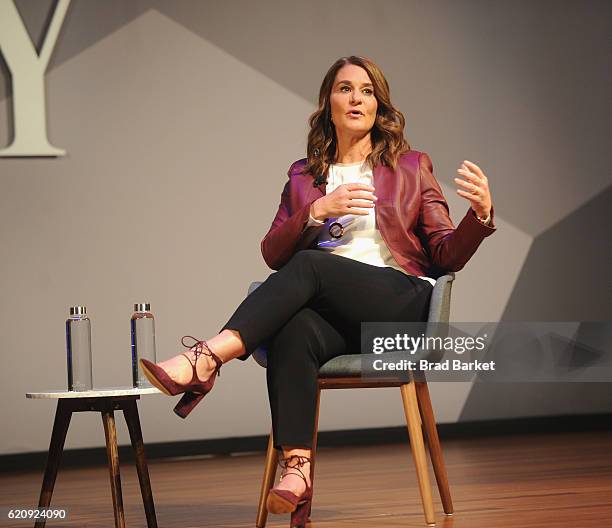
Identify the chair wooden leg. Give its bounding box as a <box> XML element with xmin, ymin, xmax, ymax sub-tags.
<box><xmin>102</xmin><ymin>409</ymin><xmax>126</xmax><ymax>528</ymax></box>
<box><xmin>122</xmin><ymin>399</ymin><xmax>158</xmax><ymax>527</ymax></box>
<box><xmin>306</xmin><ymin>387</ymin><xmax>321</xmax><ymax>521</ymax></box>
<box><xmin>256</xmin><ymin>430</ymin><xmax>278</xmax><ymax>528</ymax></box>
<box><xmin>35</xmin><ymin>400</ymin><xmax>73</xmax><ymax>528</ymax></box>
<box><xmin>401</xmin><ymin>382</ymin><xmax>436</xmax><ymax>526</ymax></box>
<box><xmin>415</xmin><ymin>381</ymin><xmax>453</xmax><ymax>515</ymax></box>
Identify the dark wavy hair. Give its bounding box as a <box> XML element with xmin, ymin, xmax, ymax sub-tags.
<box><xmin>304</xmin><ymin>56</ymin><xmax>411</xmax><ymax>186</ymax></box>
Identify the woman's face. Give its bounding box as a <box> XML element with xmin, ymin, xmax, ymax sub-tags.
<box><xmin>329</xmin><ymin>64</ymin><xmax>378</xmax><ymax>139</ymax></box>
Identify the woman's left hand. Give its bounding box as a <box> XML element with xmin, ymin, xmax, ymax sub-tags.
<box><xmin>454</xmin><ymin>160</ymin><xmax>492</xmax><ymax>220</ymax></box>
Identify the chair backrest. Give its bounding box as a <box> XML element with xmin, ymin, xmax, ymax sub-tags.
<box><xmin>427</xmin><ymin>273</ymin><xmax>455</xmax><ymax>324</ymax></box>
<box><xmin>248</xmin><ymin>273</ymin><xmax>455</xmax><ymax>368</ymax></box>
<box><xmin>247</xmin><ymin>281</ymin><xmax>263</xmax><ymax>295</ymax></box>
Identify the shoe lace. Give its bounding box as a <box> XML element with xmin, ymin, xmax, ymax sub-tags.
<box><xmin>279</xmin><ymin>455</ymin><xmax>311</xmax><ymax>488</ymax></box>
<box><xmin>180</xmin><ymin>335</ymin><xmax>221</xmax><ymax>377</ymax></box>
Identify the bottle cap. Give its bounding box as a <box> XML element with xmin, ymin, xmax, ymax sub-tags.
<box><xmin>134</xmin><ymin>303</ymin><xmax>151</xmax><ymax>312</ymax></box>
<box><xmin>69</xmin><ymin>306</ymin><xmax>87</xmax><ymax>316</ymax></box>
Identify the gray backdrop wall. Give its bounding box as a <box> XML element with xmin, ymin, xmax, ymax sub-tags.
<box><xmin>1</xmin><ymin>0</ymin><xmax>610</xmax><ymax>456</ymax></box>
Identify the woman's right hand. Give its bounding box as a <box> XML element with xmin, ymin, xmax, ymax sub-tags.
<box><xmin>310</xmin><ymin>183</ymin><xmax>377</xmax><ymax>220</ymax></box>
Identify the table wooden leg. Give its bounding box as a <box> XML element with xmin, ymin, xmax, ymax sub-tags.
<box><xmin>102</xmin><ymin>409</ymin><xmax>126</xmax><ymax>528</ymax></box>
<box><xmin>122</xmin><ymin>399</ymin><xmax>158</xmax><ymax>528</ymax></box>
<box><xmin>34</xmin><ymin>400</ymin><xmax>72</xmax><ymax>528</ymax></box>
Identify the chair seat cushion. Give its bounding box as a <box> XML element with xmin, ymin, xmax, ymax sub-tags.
<box><xmin>253</xmin><ymin>345</ymin><xmax>441</xmax><ymax>378</ymax></box>
<box><xmin>319</xmin><ymin>347</ymin><xmax>440</xmax><ymax>378</ymax></box>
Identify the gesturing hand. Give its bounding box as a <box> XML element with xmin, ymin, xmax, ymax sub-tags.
<box><xmin>311</xmin><ymin>183</ymin><xmax>377</xmax><ymax>220</ymax></box>
<box><xmin>455</xmin><ymin>160</ymin><xmax>492</xmax><ymax>220</ymax></box>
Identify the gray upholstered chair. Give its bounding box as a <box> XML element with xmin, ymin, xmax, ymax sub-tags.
<box><xmin>250</xmin><ymin>273</ymin><xmax>455</xmax><ymax>527</ymax></box>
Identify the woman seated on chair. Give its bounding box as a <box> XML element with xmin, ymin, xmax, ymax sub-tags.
<box><xmin>141</xmin><ymin>55</ymin><xmax>495</xmax><ymax>526</ymax></box>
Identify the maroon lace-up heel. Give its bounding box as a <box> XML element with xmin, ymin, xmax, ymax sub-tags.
<box><xmin>266</xmin><ymin>454</ymin><xmax>312</xmax><ymax>528</ymax></box>
<box><xmin>140</xmin><ymin>335</ymin><xmax>222</xmax><ymax>418</ymax></box>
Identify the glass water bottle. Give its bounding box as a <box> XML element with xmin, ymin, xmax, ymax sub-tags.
<box><xmin>131</xmin><ymin>303</ymin><xmax>157</xmax><ymax>387</ymax></box>
<box><xmin>66</xmin><ymin>306</ymin><xmax>93</xmax><ymax>391</ymax></box>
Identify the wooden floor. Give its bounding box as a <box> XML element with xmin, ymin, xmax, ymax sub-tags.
<box><xmin>2</xmin><ymin>431</ymin><xmax>611</xmax><ymax>527</ymax></box>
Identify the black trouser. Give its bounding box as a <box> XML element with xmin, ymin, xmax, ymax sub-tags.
<box><xmin>221</xmin><ymin>250</ymin><xmax>433</xmax><ymax>449</ymax></box>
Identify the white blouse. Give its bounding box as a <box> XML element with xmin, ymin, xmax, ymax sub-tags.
<box><xmin>307</xmin><ymin>160</ymin><xmax>436</xmax><ymax>286</ymax></box>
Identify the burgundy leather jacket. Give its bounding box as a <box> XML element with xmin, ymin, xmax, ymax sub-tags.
<box><xmin>261</xmin><ymin>150</ymin><xmax>496</xmax><ymax>278</ymax></box>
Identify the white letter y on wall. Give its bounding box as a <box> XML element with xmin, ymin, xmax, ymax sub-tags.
<box><xmin>0</xmin><ymin>0</ymin><xmax>71</xmax><ymax>156</ymax></box>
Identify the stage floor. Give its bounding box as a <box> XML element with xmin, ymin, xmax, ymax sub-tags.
<box><xmin>2</xmin><ymin>431</ymin><xmax>611</xmax><ymax>527</ymax></box>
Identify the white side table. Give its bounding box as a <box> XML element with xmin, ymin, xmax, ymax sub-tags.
<box><xmin>26</xmin><ymin>387</ymin><xmax>160</xmax><ymax>528</ymax></box>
